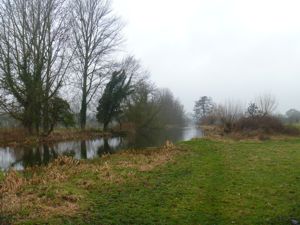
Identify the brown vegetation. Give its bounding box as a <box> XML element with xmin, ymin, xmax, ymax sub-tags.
<box><xmin>234</xmin><ymin>115</ymin><xmax>299</xmax><ymax>135</ymax></box>
<box><xmin>0</xmin><ymin>142</ymin><xmax>182</xmax><ymax>223</ymax></box>
<box><xmin>201</xmin><ymin>111</ymin><xmax>300</xmax><ymax>140</ymax></box>
<box><xmin>0</xmin><ymin>128</ymin><xmax>111</xmax><ymax>147</ymax></box>
<box><xmin>197</xmin><ymin>95</ymin><xmax>300</xmax><ymax>140</ymax></box>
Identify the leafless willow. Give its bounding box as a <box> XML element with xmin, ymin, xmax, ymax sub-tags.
<box><xmin>255</xmin><ymin>94</ymin><xmax>278</xmax><ymax>116</ymax></box>
<box><xmin>216</xmin><ymin>101</ymin><xmax>243</xmax><ymax>132</ymax></box>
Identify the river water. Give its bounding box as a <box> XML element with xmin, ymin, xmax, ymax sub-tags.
<box><xmin>0</xmin><ymin>126</ymin><xmax>203</xmax><ymax>171</ymax></box>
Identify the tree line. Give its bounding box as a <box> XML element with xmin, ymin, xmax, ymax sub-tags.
<box><xmin>193</xmin><ymin>94</ymin><xmax>299</xmax><ymax>135</ymax></box>
<box><xmin>0</xmin><ymin>0</ymin><xmax>186</xmax><ymax>135</ymax></box>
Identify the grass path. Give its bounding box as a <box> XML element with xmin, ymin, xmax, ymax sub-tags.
<box><xmin>2</xmin><ymin>138</ymin><xmax>300</xmax><ymax>224</ymax></box>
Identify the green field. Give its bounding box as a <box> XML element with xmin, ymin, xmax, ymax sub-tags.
<box><xmin>2</xmin><ymin>138</ymin><xmax>300</xmax><ymax>225</ymax></box>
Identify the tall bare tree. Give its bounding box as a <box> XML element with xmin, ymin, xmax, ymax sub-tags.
<box><xmin>0</xmin><ymin>0</ymin><xmax>70</xmax><ymax>134</ymax></box>
<box><xmin>70</xmin><ymin>0</ymin><xmax>123</xmax><ymax>130</ymax></box>
<box><xmin>255</xmin><ymin>94</ymin><xmax>277</xmax><ymax>116</ymax></box>
<box><xmin>216</xmin><ymin>101</ymin><xmax>243</xmax><ymax>132</ymax></box>
<box><xmin>118</xmin><ymin>56</ymin><xmax>149</xmax><ymax>84</ymax></box>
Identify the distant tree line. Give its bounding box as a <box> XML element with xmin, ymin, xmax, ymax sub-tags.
<box><xmin>194</xmin><ymin>94</ymin><xmax>299</xmax><ymax>135</ymax></box>
<box><xmin>283</xmin><ymin>109</ymin><xmax>300</xmax><ymax>124</ymax></box>
<box><xmin>0</xmin><ymin>0</ymin><xmax>186</xmax><ymax>134</ymax></box>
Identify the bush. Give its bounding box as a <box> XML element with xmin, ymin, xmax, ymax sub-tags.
<box><xmin>258</xmin><ymin>133</ymin><xmax>271</xmax><ymax>141</ymax></box>
<box><xmin>234</xmin><ymin>115</ymin><xmax>299</xmax><ymax>135</ymax></box>
<box><xmin>234</xmin><ymin>116</ymin><xmax>284</xmax><ymax>133</ymax></box>
<box><xmin>201</xmin><ymin>115</ymin><xmax>219</xmax><ymax>126</ymax></box>
<box><xmin>282</xmin><ymin>125</ymin><xmax>300</xmax><ymax>135</ymax></box>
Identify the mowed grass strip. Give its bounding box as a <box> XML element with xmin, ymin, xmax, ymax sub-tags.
<box><xmin>2</xmin><ymin>138</ymin><xmax>300</xmax><ymax>224</ymax></box>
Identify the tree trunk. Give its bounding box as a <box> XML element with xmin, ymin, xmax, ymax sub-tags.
<box><xmin>103</xmin><ymin>122</ymin><xmax>109</xmax><ymax>132</ymax></box>
<box><xmin>80</xmin><ymin>58</ymin><xmax>88</xmax><ymax>130</ymax></box>
<box><xmin>43</xmin><ymin>103</ymin><xmax>50</xmax><ymax>136</ymax></box>
<box><xmin>80</xmin><ymin>97</ymin><xmax>87</xmax><ymax>130</ymax></box>
<box><xmin>80</xmin><ymin>141</ymin><xmax>87</xmax><ymax>159</ymax></box>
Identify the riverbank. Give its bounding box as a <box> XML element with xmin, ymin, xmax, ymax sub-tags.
<box><xmin>201</xmin><ymin>124</ymin><xmax>300</xmax><ymax>141</ymax></box>
<box><xmin>2</xmin><ymin>137</ymin><xmax>300</xmax><ymax>224</ymax></box>
<box><xmin>0</xmin><ymin>128</ymin><xmax>114</xmax><ymax>148</ymax></box>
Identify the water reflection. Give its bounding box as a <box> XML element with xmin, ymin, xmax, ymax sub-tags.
<box><xmin>0</xmin><ymin>126</ymin><xmax>202</xmax><ymax>171</ymax></box>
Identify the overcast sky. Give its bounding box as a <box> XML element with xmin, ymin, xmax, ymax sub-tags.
<box><xmin>113</xmin><ymin>0</ymin><xmax>300</xmax><ymax>113</ymax></box>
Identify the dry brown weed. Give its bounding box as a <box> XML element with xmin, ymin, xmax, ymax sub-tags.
<box><xmin>0</xmin><ymin>142</ymin><xmax>182</xmax><ymax>222</ymax></box>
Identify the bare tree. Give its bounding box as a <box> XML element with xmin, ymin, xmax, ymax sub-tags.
<box><xmin>216</xmin><ymin>101</ymin><xmax>243</xmax><ymax>132</ymax></box>
<box><xmin>0</xmin><ymin>0</ymin><xmax>70</xmax><ymax>134</ymax></box>
<box><xmin>118</xmin><ymin>56</ymin><xmax>150</xmax><ymax>85</ymax></box>
<box><xmin>70</xmin><ymin>0</ymin><xmax>123</xmax><ymax>130</ymax></box>
<box><xmin>255</xmin><ymin>94</ymin><xmax>277</xmax><ymax>116</ymax></box>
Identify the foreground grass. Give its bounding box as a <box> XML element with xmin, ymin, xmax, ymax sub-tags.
<box><xmin>2</xmin><ymin>138</ymin><xmax>300</xmax><ymax>224</ymax></box>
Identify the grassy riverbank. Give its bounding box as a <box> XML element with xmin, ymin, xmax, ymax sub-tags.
<box><xmin>2</xmin><ymin>138</ymin><xmax>300</xmax><ymax>224</ymax></box>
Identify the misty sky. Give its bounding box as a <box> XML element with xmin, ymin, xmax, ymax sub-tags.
<box><xmin>113</xmin><ymin>0</ymin><xmax>300</xmax><ymax>114</ymax></box>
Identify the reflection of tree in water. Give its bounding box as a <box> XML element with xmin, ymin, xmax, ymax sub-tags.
<box><xmin>19</xmin><ymin>144</ymin><xmax>57</xmax><ymax>168</ymax></box>
<box><xmin>97</xmin><ymin>139</ymin><xmax>112</xmax><ymax>156</ymax></box>
<box><xmin>43</xmin><ymin>145</ymin><xmax>50</xmax><ymax>163</ymax></box>
<box><xmin>9</xmin><ymin>138</ymin><xmax>124</xmax><ymax>169</ymax></box>
<box><xmin>4</xmin><ymin>127</ymin><xmax>193</xmax><ymax>170</ymax></box>
<box><xmin>127</xmin><ymin>128</ymin><xmax>184</xmax><ymax>148</ymax></box>
<box><xmin>21</xmin><ymin>146</ymin><xmax>42</xmax><ymax>168</ymax></box>
<box><xmin>80</xmin><ymin>141</ymin><xmax>87</xmax><ymax>159</ymax></box>
<box><xmin>97</xmin><ymin>138</ymin><xmax>126</xmax><ymax>156</ymax></box>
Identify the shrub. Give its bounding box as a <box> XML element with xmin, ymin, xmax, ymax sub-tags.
<box><xmin>282</xmin><ymin>125</ymin><xmax>300</xmax><ymax>135</ymax></box>
<box><xmin>258</xmin><ymin>134</ymin><xmax>271</xmax><ymax>141</ymax></box>
<box><xmin>234</xmin><ymin>115</ymin><xmax>299</xmax><ymax>135</ymax></box>
<box><xmin>234</xmin><ymin>116</ymin><xmax>284</xmax><ymax>133</ymax></box>
<box><xmin>216</xmin><ymin>102</ymin><xmax>243</xmax><ymax>133</ymax></box>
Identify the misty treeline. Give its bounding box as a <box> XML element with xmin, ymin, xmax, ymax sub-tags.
<box><xmin>0</xmin><ymin>0</ymin><xmax>186</xmax><ymax>135</ymax></box>
<box><xmin>194</xmin><ymin>94</ymin><xmax>299</xmax><ymax>135</ymax></box>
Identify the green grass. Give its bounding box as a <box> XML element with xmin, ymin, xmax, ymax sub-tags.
<box><xmin>4</xmin><ymin>138</ymin><xmax>300</xmax><ymax>224</ymax></box>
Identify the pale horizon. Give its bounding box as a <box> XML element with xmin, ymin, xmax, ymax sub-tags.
<box><xmin>113</xmin><ymin>0</ymin><xmax>300</xmax><ymax>114</ymax></box>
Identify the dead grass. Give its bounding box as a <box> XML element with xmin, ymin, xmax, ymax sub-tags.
<box><xmin>116</xmin><ymin>141</ymin><xmax>178</xmax><ymax>172</ymax></box>
<box><xmin>0</xmin><ymin>128</ymin><xmax>111</xmax><ymax>147</ymax></box>
<box><xmin>0</xmin><ymin>128</ymin><xmax>30</xmax><ymax>146</ymax></box>
<box><xmin>201</xmin><ymin>125</ymin><xmax>300</xmax><ymax>142</ymax></box>
<box><xmin>0</xmin><ymin>157</ymin><xmax>83</xmax><ymax>222</ymax></box>
<box><xmin>45</xmin><ymin>129</ymin><xmax>111</xmax><ymax>143</ymax></box>
<box><xmin>0</xmin><ymin>141</ymin><xmax>182</xmax><ymax>223</ymax></box>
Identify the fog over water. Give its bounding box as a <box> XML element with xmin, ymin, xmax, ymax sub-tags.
<box><xmin>113</xmin><ymin>0</ymin><xmax>300</xmax><ymax>113</ymax></box>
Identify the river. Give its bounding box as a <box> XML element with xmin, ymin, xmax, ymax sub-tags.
<box><xmin>0</xmin><ymin>126</ymin><xmax>203</xmax><ymax>171</ymax></box>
